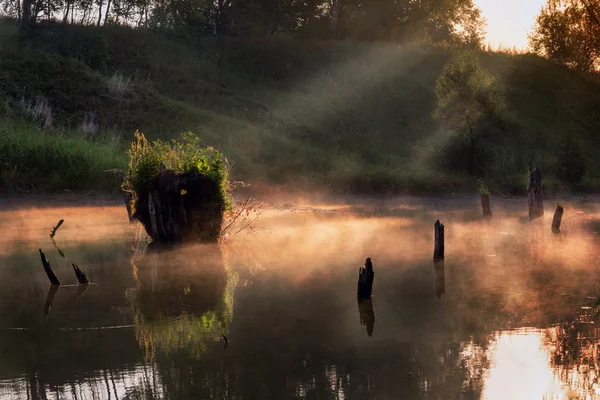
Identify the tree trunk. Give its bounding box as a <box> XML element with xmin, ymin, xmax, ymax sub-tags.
<box><xmin>103</xmin><ymin>0</ymin><xmax>111</xmax><ymax>24</ymax></box>
<box><xmin>528</xmin><ymin>168</ymin><xmax>544</xmax><ymax>221</ymax></box>
<box><xmin>97</xmin><ymin>0</ymin><xmax>103</xmax><ymax>26</ymax></box>
<box><xmin>21</xmin><ymin>0</ymin><xmax>31</xmax><ymax>31</ymax></box>
<box><xmin>330</xmin><ymin>0</ymin><xmax>341</xmax><ymax>38</ymax></box>
<box><xmin>62</xmin><ymin>1</ymin><xmax>69</xmax><ymax>23</ymax></box>
<box><xmin>17</xmin><ymin>0</ymin><xmax>21</xmax><ymax>20</ymax></box>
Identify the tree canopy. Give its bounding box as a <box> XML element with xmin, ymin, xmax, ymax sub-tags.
<box><xmin>529</xmin><ymin>0</ymin><xmax>600</xmax><ymax>71</ymax></box>
<box><xmin>1</xmin><ymin>0</ymin><xmax>486</xmax><ymax>46</ymax></box>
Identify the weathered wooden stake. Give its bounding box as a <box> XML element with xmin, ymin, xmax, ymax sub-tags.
<box><xmin>481</xmin><ymin>194</ymin><xmax>493</xmax><ymax>218</ymax></box>
<box><xmin>49</xmin><ymin>219</ymin><xmax>64</xmax><ymax>238</ymax></box>
<box><xmin>528</xmin><ymin>168</ymin><xmax>544</xmax><ymax>221</ymax></box>
<box><xmin>552</xmin><ymin>204</ymin><xmax>564</xmax><ymax>234</ymax></box>
<box><xmin>434</xmin><ymin>260</ymin><xmax>445</xmax><ymax>298</ymax></box>
<box><xmin>434</xmin><ymin>220</ymin><xmax>445</xmax><ymax>261</ymax></box>
<box><xmin>39</xmin><ymin>249</ymin><xmax>60</xmax><ymax>285</ymax></box>
<box><xmin>72</xmin><ymin>263</ymin><xmax>90</xmax><ymax>284</ymax></box>
<box><xmin>357</xmin><ymin>258</ymin><xmax>374</xmax><ymax>298</ymax></box>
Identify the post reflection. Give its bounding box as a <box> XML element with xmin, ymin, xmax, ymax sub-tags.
<box><xmin>434</xmin><ymin>260</ymin><xmax>445</xmax><ymax>298</ymax></box>
<box><xmin>357</xmin><ymin>297</ymin><xmax>375</xmax><ymax>337</ymax></box>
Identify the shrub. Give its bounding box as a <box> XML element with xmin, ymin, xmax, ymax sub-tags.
<box><xmin>556</xmin><ymin>135</ymin><xmax>586</xmax><ymax>184</ymax></box>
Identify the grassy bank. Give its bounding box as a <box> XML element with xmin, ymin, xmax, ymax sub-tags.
<box><xmin>0</xmin><ymin>117</ymin><xmax>126</xmax><ymax>191</ymax></box>
<box><xmin>0</xmin><ymin>19</ymin><xmax>599</xmax><ymax>194</ymax></box>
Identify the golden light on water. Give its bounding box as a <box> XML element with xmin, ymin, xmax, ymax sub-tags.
<box><xmin>482</xmin><ymin>329</ymin><xmax>567</xmax><ymax>400</ymax></box>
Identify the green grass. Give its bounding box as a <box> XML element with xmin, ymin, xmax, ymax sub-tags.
<box><xmin>0</xmin><ymin>116</ymin><xmax>126</xmax><ymax>191</ymax></box>
<box><xmin>1</xmin><ymin>18</ymin><xmax>600</xmax><ymax>194</ymax></box>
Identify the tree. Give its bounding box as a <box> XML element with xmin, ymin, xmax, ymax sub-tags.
<box><xmin>530</xmin><ymin>0</ymin><xmax>600</xmax><ymax>71</ymax></box>
<box><xmin>434</xmin><ymin>51</ymin><xmax>509</xmax><ymax>174</ymax></box>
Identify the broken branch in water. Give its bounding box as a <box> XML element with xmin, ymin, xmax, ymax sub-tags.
<box><xmin>72</xmin><ymin>264</ymin><xmax>90</xmax><ymax>284</ymax></box>
<box><xmin>39</xmin><ymin>249</ymin><xmax>60</xmax><ymax>285</ymax></box>
<box><xmin>49</xmin><ymin>219</ymin><xmax>64</xmax><ymax>238</ymax></box>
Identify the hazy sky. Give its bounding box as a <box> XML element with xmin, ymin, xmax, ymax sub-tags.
<box><xmin>475</xmin><ymin>0</ymin><xmax>547</xmax><ymax>49</ymax></box>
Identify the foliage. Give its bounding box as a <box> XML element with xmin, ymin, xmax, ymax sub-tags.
<box><xmin>0</xmin><ymin>0</ymin><xmax>485</xmax><ymax>47</ymax></box>
<box><xmin>434</xmin><ymin>51</ymin><xmax>510</xmax><ymax>174</ymax></box>
<box><xmin>123</xmin><ymin>130</ymin><xmax>232</xmax><ymax>213</ymax></box>
<box><xmin>476</xmin><ymin>178</ymin><xmax>489</xmax><ymax>196</ymax></box>
<box><xmin>529</xmin><ymin>0</ymin><xmax>600</xmax><ymax>72</ymax></box>
<box><xmin>556</xmin><ymin>135</ymin><xmax>586</xmax><ymax>184</ymax></box>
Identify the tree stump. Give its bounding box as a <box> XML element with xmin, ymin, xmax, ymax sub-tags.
<box><xmin>528</xmin><ymin>168</ymin><xmax>544</xmax><ymax>221</ymax></box>
<box><xmin>552</xmin><ymin>204</ymin><xmax>564</xmax><ymax>234</ymax></box>
<box><xmin>481</xmin><ymin>194</ymin><xmax>492</xmax><ymax>218</ymax></box>
<box><xmin>434</xmin><ymin>260</ymin><xmax>445</xmax><ymax>298</ymax></box>
<box><xmin>128</xmin><ymin>170</ymin><xmax>225</xmax><ymax>246</ymax></box>
<box><xmin>357</xmin><ymin>258</ymin><xmax>374</xmax><ymax>298</ymax></box>
<box><xmin>433</xmin><ymin>220</ymin><xmax>445</xmax><ymax>261</ymax></box>
<box><xmin>39</xmin><ymin>249</ymin><xmax>60</xmax><ymax>285</ymax></box>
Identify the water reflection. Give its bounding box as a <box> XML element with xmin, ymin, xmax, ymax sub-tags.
<box><xmin>128</xmin><ymin>245</ymin><xmax>237</xmax><ymax>361</ymax></box>
<box><xmin>2</xmin><ymin>197</ymin><xmax>600</xmax><ymax>398</ymax></box>
<box><xmin>357</xmin><ymin>297</ymin><xmax>375</xmax><ymax>337</ymax></box>
<box><xmin>434</xmin><ymin>260</ymin><xmax>445</xmax><ymax>298</ymax></box>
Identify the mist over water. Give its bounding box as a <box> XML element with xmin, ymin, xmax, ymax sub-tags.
<box><xmin>1</xmin><ymin>195</ymin><xmax>600</xmax><ymax>399</ymax></box>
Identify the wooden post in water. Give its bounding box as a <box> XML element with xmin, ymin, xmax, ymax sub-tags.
<box><xmin>72</xmin><ymin>264</ymin><xmax>90</xmax><ymax>284</ymax></box>
<box><xmin>481</xmin><ymin>194</ymin><xmax>492</xmax><ymax>218</ymax></box>
<box><xmin>39</xmin><ymin>249</ymin><xmax>60</xmax><ymax>285</ymax></box>
<box><xmin>357</xmin><ymin>258</ymin><xmax>374</xmax><ymax>298</ymax></box>
<box><xmin>433</xmin><ymin>220</ymin><xmax>445</xmax><ymax>261</ymax></box>
<box><xmin>528</xmin><ymin>168</ymin><xmax>544</xmax><ymax>221</ymax></box>
<box><xmin>552</xmin><ymin>204</ymin><xmax>564</xmax><ymax>234</ymax></box>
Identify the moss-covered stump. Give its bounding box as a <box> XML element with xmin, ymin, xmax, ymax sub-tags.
<box><xmin>133</xmin><ymin>170</ymin><xmax>224</xmax><ymax>244</ymax></box>
<box><xmin>123</xmin><ymin>131</ymin><xmax>231</xmax><ymax>246</ymax></box>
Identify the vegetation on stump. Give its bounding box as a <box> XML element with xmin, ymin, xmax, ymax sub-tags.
<box><xmin>122</xmin><ymin>131</ymin><xmax>231</xmax><ymax>245</ymax></box>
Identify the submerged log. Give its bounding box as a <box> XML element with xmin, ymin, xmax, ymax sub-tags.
<box><xmin>49</xmin><ymin>219</ymin><xmax>64</xmax><ymax>238</ymax></box>
<box><xmin>528</xmin><ymin>168</ymin><xmax>544</xmax><ymax>221</ymax></box>
<box><xmin>434</xmin><ymin>260</ymin><xmax>445</xmax><ymax>298</ymax></box>
<box><xmin>129</xmin><ymin>170</ymin><xmax>224</xmax><ymax>245</ymax></box>
<box><xmin>357</xmin><ymin>258</ymin><xmax>374</xmax><ymax>298</ymax></box>
<box><xmin>481</xmin><ymin>194</ymin><xmax>492</xmax><ymax>218</ymax></box>
<box><xmin>552</xmin><ymin>204</ymin><xmax>564</xmax><ymax>234</ymax></box>
<box><xmin>433</xmin><ymin>220</ymin><xmax>445</xmax><ymax>261</ymax></box>
<box><xmin>72</xmin><ymin>264</ymin><xmax>90</xmax><ymax>284</ymax></box>
<box><xmin>39</xmin><ymin>249</ymin><xmax>60</xmax><ymax>285</ymax></box>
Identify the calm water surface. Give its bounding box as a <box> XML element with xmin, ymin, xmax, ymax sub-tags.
<box><xmin>1</xmin><ymin>195</ymin><xmax>600</xmax><ymax>399</ymax></box>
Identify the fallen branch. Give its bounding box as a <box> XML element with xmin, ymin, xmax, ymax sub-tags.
<box><xmin>39</xmin><ymin>249</ymin><xmax>60</xmax><ymax>285</ymax></box>
<box><xmin>49</xmin><ymin>219</ymin><xmax>64</xmax><ymax>238</ymax></box>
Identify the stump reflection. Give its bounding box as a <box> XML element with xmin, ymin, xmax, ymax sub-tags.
<box><xmin>357</xmin><ymin>297</ymin><xmax>375</xmax><ymax>337</ymax></box>
<box><xmin>128</xmin><ymin>244</ymin><xmax>237</xmax><ymax>360</ymax></box>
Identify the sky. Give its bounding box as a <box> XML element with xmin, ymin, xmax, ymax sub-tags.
<box><xmin>474</xmin><ymin>0</ymin><xmax>547</xmax><ymax>50</ymax></box>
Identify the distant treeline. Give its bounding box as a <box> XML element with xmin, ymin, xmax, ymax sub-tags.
<box><xmin>0</xmin><ymin>0</ymin><xmax>485</xmax><ymax>45</ymax></box>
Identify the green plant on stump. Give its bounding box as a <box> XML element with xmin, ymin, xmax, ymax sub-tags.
<box><xmin>122</xmin><ymin>131</ymin><xmax>232</xmax><ymax>244</ymax></box>
<box><xmin>476</xmin><ymin>178</ymin><xmax>489</xmax><ymax>195</ymax></box>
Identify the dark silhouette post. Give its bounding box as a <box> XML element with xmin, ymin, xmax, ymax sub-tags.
<box><xmin>528</xmin><ymin>168</ymin><xmax>544</xmax><ymax>221</ymax></box>
<box><xmin>434</xmin><ymin>220</ymin><xmax>445</xmax><ymax>261</ymax></box>
<box><xmin>434</xmin><ymin>260</ymin><xmax>445</xmax><ymax>298</ymax></box>
<box><xmin>357</xmin><ymin>297</ymin><xmax>375</xmax><ymax>337</ymax></box>
<box><xmin>72</xmin><ymin>264</ymin><xmax>90</xmax><ymax>284</ymax></box>
<box><xmin>481</xmin><ymin>194</ymin><xmax>492</xmax><ymax>218</ymax></box>
<box><xmin>552</xmin><ymin>204</ymin><xmax>564</xmax><ymax>234</ymax></box>
<box><xmin>357</xmin><ymin>258</ymin><xmax>374</xmax><ymax>298</ymax></box>
<box><xmin>39</xmin><ymin>249</ymin><xmax>60</xmax><ymax>285</ymax></box>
